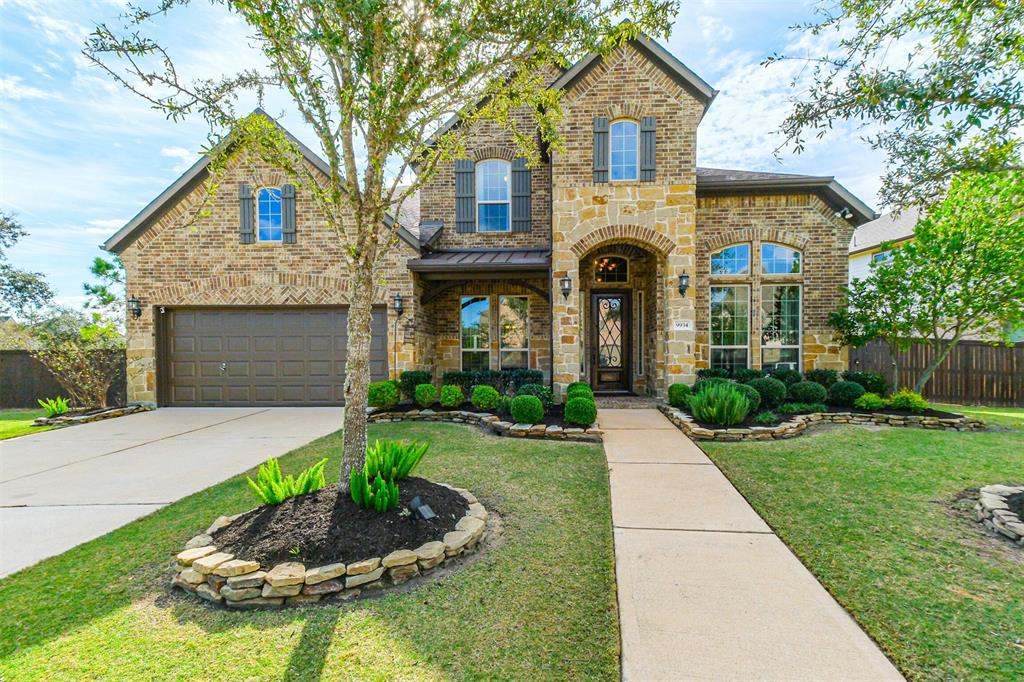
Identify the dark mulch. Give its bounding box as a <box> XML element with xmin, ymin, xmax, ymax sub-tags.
<box><xmin>212</xmin><ymin>478</ymin><xmax>468</xmax><ymax>566</ymax></box>
<box><xmin>383</xmin><ymin>401</ymin><xmax>574</xmax><ymax>427</ymax></box>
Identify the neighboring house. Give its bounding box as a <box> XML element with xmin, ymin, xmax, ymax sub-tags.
<box><xmin>848</xmin><ymin>208</ymin><xmax>918</xmax><ymax>283</ymax></box>
<box><xmin>104</xmin><ymin>33</ymin><xmax>875</xmax><ymax>407</ymax></box>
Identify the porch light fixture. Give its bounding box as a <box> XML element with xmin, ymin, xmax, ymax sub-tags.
<box><xmin>126</xmin><ymin>295</ymin><xmax>142</xmax><ymax>319</ymax></box>
<box><xmin>677</xmin><ymin>273</ymin><xmax>690</xmax><ymax>297</ymax></box>
<box><xmin>393</xmin><ymin>292</ymin><xmax>405</xmax><ymax>317</ymax></box>
<box><xmin>559</xmin><ymin>275</ymin><xmax>573</xmax><ymax>300</ymax></box>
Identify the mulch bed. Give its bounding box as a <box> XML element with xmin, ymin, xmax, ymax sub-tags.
<box><xmin>384</xmin><ymin>401</ymin><xmax>572</xmax><ymax>427</ymax></box>
<box><xmin>685</xmin><ymin>404</ymin><xmax>965</xmax><ymax>430</ymax></box>
<box><xmin>213</xmin><ymin>478</ymin><xmax>468</xmax><ymax>567</ymax></box>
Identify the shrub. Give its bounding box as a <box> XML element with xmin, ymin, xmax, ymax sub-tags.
<box><xmin>517</xmin><ymin>383</ymin><xmax>554</xmax><ymax>411</ymax></box>
<box><xmin>441</xmin><ymin>370</ymin><xmax>475</xmax><ymax>393</ymax></box>
<box><xmin>777</xmin><ymin>402</ymin><xmax>827</xmax><ymax>415</ymax></box>
<box><xmin>247</xmin><ymin>457</ymin><xmax>327</xmax><ymax>505</ymax></box>
<box><xmin>842</xmin><ymin>370</ymin><xmax>887</xmax><ymax>396</ymax></box>
<box><xmin>692</xmin><ymin>377</ymin><xmax>730</xmax><ymax>395</ymax></box>
<box><xmin>688</xmin><ymin>383</ymin><xmax>751</xmax><ymax>427</ymax></box>
<box><xmin>511</xmin><ymin>395</ymin><xmax>545</xmax><ymax>424</ymax></box>
<box><xmin>441</xmin><ymin>369</ymin><xmax>542</xmax><ymax>394</ymax></box>
<box><xmin>828</xmin><ymin>380</ymin><xmax>865</xmax><ymax>406</ymax></box>
<box><xmin>497</xmin><ymin>394</ymin><xmax>512</xmax><ymax>415</ymax></box>
<box><xmin>748</xmin><ymin>377</ymin><xmax>787</xmax><ymax>409</ymax></box>
<box><xmin>349</xmin><ymin>469</ymin><xmax>400</xmax><ymax>512</ymax></box>
<box><xmin>733</xmin><ymin>382</ymin><xmax>761</xmax><ymax>412</ymax></box>
<box><xmin>566</xmin><ymin>382</ymin><xmax>594</xmax><ymax>401</ymax></box>
<box><xmin>789</xmin><ymin>380</ymin><xmax>827</xmax><ymax>404</ymax></box>
<box><xmin>502</xmin><ymin>368</ymin><xmax>544</xmax><ymax>392</ymax></box>
<box><xmin>471</xmin><ymin>384</ymin><xmax>501</xmax><ymax>410</ymax></box>
<box><xmin>398</xmin><ymin>370</ymin><xmax>431</xmax><ymax>400</ymax></box>
<box><xmin>769</xmin><ymin>368</ymin><xmax>802</xmax><ymax>386</ymax></box>
<box><xmin>696</xmin><ymin>367</ymin><xmax>730</xmax><ymax>379</ymax></box>
<box><xmin>439</xmin><ymin>384</ymin><xmax>464</xmax><ymax>408</ymax></box>
<box><xmin>733</xmin><ymin>368</ymin><xmax>765</xmax><ymax>384</ymax></box>
<box><xmin>754</xmin><ymin>410</ymin><xmax>778</xmax><ymax>425</ymax></box>
<box><xmin>854</xmin><ymin>392</ymin><xmax>887</xmax><ymax>411</ymax></box>
<box><xmin>888</xmin><ymin>388</ymin><xmax>929</xmax><ymax>413</ymax></box>
<box><xmin>668</xmin><ymin>383</ymin><xmax>691</xmax><ymax>408</ymax></box>
<box><xmin>365</xmin><ymin>439</ymin><xmax>429</xmax><ymax>481</ymax></box>
<box><xmin>564</xmin><ymin>397</ymin><xmax>598</xmax><ymax>426</ymax></box>
<box><xmin>414</xmin><ymin>383</ymin><xmax>437</xmax><ymax>408</ymax></box>
<box><xmin>37</xmin><ymin>396</ymin><xmax>69</xmax><ymax>417</ymax></box>
<box><xmin>804</xmin><ymin>369</ymin><xmax>839</xmax><ymax>388</ymax></box>
<box><xmin>367</xmin><ymin>380</ymin><xmax>399</xmax><ymax>409</ymax></box>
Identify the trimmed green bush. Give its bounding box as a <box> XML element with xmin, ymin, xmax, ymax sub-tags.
<box><xmin>769</xmin><ymin>368</ymin><xmax>802</xmax><ymax>386</ymax></box>
<box><xmin>497</xmin><ymin>394</ymin><xmax>512</xmax><ymax>416</ymax></box>
<box><xmin>511</xmin><ymin>395</ymin><xmax>545</xmax><ymax>424</ymax></box>
<box><xmin>789</xmin><ymin>380</ymin><xmax>828</xmax><ymax>404</ymax></box>
<box><xmin>439</xmin><ymin>384</ymin><xmax>464</xmax><ymax>408</ymax></box>
<box><xmin>692</xmin><ymin>377</ymin><xmax>730</xmax><ymax>395</ymax></box>
<box><xmin>696</xmin><ymin>367</ymin><xmax>730</xmax><ymax>379</ymax></box>
<box><xmin>854</xmin><ymin>392</ymin><xmax>887</xmax><ymax>410</ymax></box>
<box><xmin>471</xmin><ymin>384</ymin><xmax>501</xmax><ymax>410</ymax></box>
<box><xmin>828</xmin><ymin>380</ymin><xmax>865</xmax><ymax>407</ymax></box>
<box><xmin>688</xmin><ymin>383</ymin><xmax>751</xmax><ymax>427</ymax></box>
<box><xmin>368</xmin><ymin>380</ymin><xmax>399</xmax><ymax>409</ymax></box>
<box><xmin>398</xmin><ymin>370</ymin><xmax>432</xmax><ymax>400</ymax></box>
<box><xmin>414</xmin><ymin>383</ymin><xmax>437</xmax><ymax>408</ymax></box>
<box><xmin>777</xmin><ymin>402</ymin><xmax>827</xmax><ymax>415</ymax></box>
<box><xmin>753</xmin><ymin>410</ymin><xmax>778</xmax><ymax>425</ymax></box>
<box><xmin>733</xmin><ymin>382</ymin><xmax>761</xmax><ymax>412</ymax></box>
<box><xmin>668</xmin><ymin>383</ymin><xmax>691</xmax><ymax>408</ymax></box>
<box><xmin>566</xmin><ymin>382</ymin><xmax>594</xmax><ymax>401</ymax></box>
<box><xmin>842</xmin><ymin>370</ymin><xmax>887</xmax><ymax>396</ymax></box>
<box><xmin>564</xmin><ymin>397</ymin><xmax>598</xmax><ymax>426</ymax></box>
<box><xmin>365</xmin><ymin>439</ymin><xmax>429</xmax><ymax>481</ymax></box>
<box><xmin>440</xmin><ymin>369</ymin><xmax>542</xmax><ymax>394</ymax></box>
<box><xmin>748</xmin><ymin>377</ymin><xmax>787</xmax><ymax>409</ymax></box>
<box><xmin>247</xmin><ymin>457</ymin><xmax>328</xmax><ymax>505</ymax></box>
<box><xmin>733</xmin><ymin>368</ymin><xmax>765</xmax><ymax>383</ymax></box>
<box><xmin>888</xmin><ymin>388</ymin><xmax>929</xmax><ymax>413</ymax></box>
<box><xmin>804</xmin><ymin>369</ymin><xmax>839</xmax><ymax>388</ymax></box>
<box><xmin>517</xmin><ymin>383</ymin><xmax>554</xmax><ymax>411</ymax></box>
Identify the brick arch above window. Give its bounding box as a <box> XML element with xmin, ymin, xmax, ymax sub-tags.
<box><xmin>470</xmin><ymin>146</ymin><xmax>517</xmax><ymax>162</ymax></box>
<box><xmin>604</xmin><ymin>102</ymin><xmax>646</xmax><ymax>121</ymax></box>
<box><xmin>701</xmin><ymin>227</ymin><xmax>810</xmax><ymax>253</ymax></box>
<box><xmin>570</xmin><ymin>224</ymin><xmax>675</xmax><ymax>259</ymax></box>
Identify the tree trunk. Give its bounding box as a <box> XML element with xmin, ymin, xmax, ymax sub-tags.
<box><xmin>913</xmin><ymin>338</ymin><xmax>958</xmax><ymax>395</ymax></box>
<box><xmin>886</xmin><ymin>340</ymin><xmax>900</xmax><ymax>392</ymax></box>
<box><xmin>339</xmin><ymin>266</ymin><xmax>376</xmax><ymax>492</ymax></box>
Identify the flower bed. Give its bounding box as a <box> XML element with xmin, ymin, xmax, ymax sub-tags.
<box><xmin>975</xmin><ymin>484</ymin><xmax>1024</xmax><ymax>546</ymax></box>
<box><xmin>33</xmin><ymin>404</ymin><xmax>152</xmax><ymax>427</ymax></box>
<box><xmin>368</xmin><ymin>407</ymin><xmax>604</xmax><ymax>442</ymax></box>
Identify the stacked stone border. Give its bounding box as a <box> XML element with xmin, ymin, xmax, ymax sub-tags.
<box><xmin>975</xmin><ymin>484</ymin><xmax>1024</xmax><ymax>546</ymax></box>
<box><xmin>368</xmin><ymin>408</ymin><xmax>604</xmax><ymax>442</ymax></box>
<box><xmin>171</xmin><ymin>484</ymin><xmax>489</xmax><ymax>609</ymax></box>
<box><xmin>659</xmin><ymin>404</ymin><xmax>983</xmax><ymax>441</ymax></box>
<box><xmin>33</xmin><ymin>404</ymin><xmax>152</xmax><ymax>427</ymax></box>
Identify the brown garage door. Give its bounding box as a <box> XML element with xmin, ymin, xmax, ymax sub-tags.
<box><xmin>163</xmin><ymin>307</ymin><xmax>388</xmax><ymax>406</ymax></box>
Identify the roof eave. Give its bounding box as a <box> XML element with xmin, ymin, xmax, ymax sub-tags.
<box><xmin>697</xmin><ymin>177</ymin><xmax>877</xmax><ymax>226</ymax></box>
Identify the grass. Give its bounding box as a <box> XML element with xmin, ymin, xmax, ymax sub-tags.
<box><xmin>934</xmin><ymin>403</ymin><xmax>1024</xmax><ymax>430</ymax></box>
<box><xmin>703</xmin><ymin>426</ymin><xmax>1024</xmax><ymax>681</ymax></box>
<box><xmin>0</xmin><ymin>409</ymin><xmax>54</xmax><ymax>441</ymax></box>
<box><xmin>0</xmin><ymin>423</ymin><xmax>618</xmax><ymax>681</ymax></box>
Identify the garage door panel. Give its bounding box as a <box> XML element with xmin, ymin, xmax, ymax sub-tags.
<box><xmin>254</xmin><ymin>336</ymin><xmax>276</xmax><ymax>353</ymax></box>
<box><xmin>200</xmin><ymin>385</ymin><xmax>225</xmax><ymax>402</ymax></box>
<box><xmin>227</xmin><ymin>336</ymin><xmax>250</xmax><ymax>352</ymax></box>
<box><xmin>227</xmin><ymin>385</ymin><xmax>251</xmax><ymax>402</ymax></box>
<box><xmin>254</xmin><ymin>361</ymin><xmax>276</xmax><ymax>377</ymax></box>
<box><xmin>199</xmin><ymin>337</ymin><xmax>222</xmax><ymax>353</ymax></box>
<box><xmin>172</xmin><ymin>337</ymin><xmax>196</xmax><ymax>353</ymax></box>
<box><xmin>308</xmin><ymin>360</ymin><xmax>330</xmax><ymax>377</ymax></box>
<box><xmin>280</xmin><ymin>336</ymin><xmax>304</xmax><ymax>352</ymax></box>
<box><xmin>309</xmin><ymin>335</ymin><xmax>331</xmax><ymax>352</ymax></box>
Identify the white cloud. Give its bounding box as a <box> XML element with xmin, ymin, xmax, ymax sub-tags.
<box><xmin>87</xmin><ymin>218</ymin><xmax>128</xmax><ymax>231</ymax></box>
<box><xmin>698</xmin><ymin>16</ymin><xmax>734</xmax><ymax>43</ymax></box>
<box><xmin>161</xmin><ymin>146</ymin><xmax>197</xmax><ymax>172</ymax></box>
<box><xmin>0</xmin><ymin>75</ymin><xmax>57</xmax><ymax>100</ymax></box>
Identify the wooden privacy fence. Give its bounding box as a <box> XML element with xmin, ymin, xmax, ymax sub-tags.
<box><xmin>849</xmin><ymin>340</ymin><xmax>1024</xmax><ymax>407</ymax></box>
<box><xmin>0</xmin><ymin>350</ymin><xmax>126</xmax><ymax>409</ymax></box>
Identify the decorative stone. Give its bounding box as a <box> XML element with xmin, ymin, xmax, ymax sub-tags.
<box><xmin>262</xmin><ymin>582</ymin><xmax>303</xmax><ymax>598</ymax></box>
<box><xmin>302</xmin><ymin>578</ymin><xmax>346</xmax><ymax>595</ymax></box>
<box><xmin>176</xmin><ymin>546</ymin><xmax>217</xmax><ymax>566</ymax></box>
<box><xmin>191</xmin><ymin>552</ymin><xmax>234</xmax><ymax>574</ymax></box>
<box><xmin>330</xmin><ymin>589</ymin><xmax>361</xmax><ymax>602</ymax></box>
<box><xmin>178</xmin><ymin>568</ymin><xmax>206</xmax><ymax>585</ymax></box>
<box><xmin>226</xmin><ymin>570</ymin><xmax>266</xmax><ymax>588</ymax></box>
<box><xmin>213</xmin><ymin>559</ymin><xmax>260</xmax><ymax>577</ymax></box>
<box><xmin>467</xmin><ymin>503</ymin><xmax>488</xmax><ymax>521</ymax></box>
<box><xmin>389</xmin><ymin>563</ymin><xmax>420</xmax><ymax>585</ymax></box>
<box><xmin>382</xmin><ymin>550</ymin><xmax>418</xmax><ymax>568</ymax></box>
<box><xmin>346</xmin><ymin>557</ymin><xmax>381</xmax><ymax>575</ymax></box>
<box><xmin>459</xmin><ymin>490</ymin><xmax>478</xmax><ymax>504</ymax></box>
<box><xmin>225</xmin><ymin>597</ymin><xmax>283</xmax><ymax>610</ymax></box>
<box><xmin>346</xmin><ymin>566</ymin><xmax>386</xmax><ymax>588</ymax></box>
<box><xmin>196</xmin><ymin>583</ymin><xmax>222</xmax><ymax>603</ymax></box>
<box><xmin>184</xmin><ymin>534</ymin><xmax>213</xmax><ymax>550</ymax></box>
<box><xmin>286</xmin><ymin>594</ymin><xmax>322</xmax><ymax>606</ymax></box>
<box><xmin>221</xmin><ymin>585</ymin><xmax>261</xmax><ymax>601</ymax></box>
<box><xmin>265</xmin><ymin>562</ymin><xmax>305</xmax><ymax>586</ymax></box>
<box><xmin>305</xmin><ymin>563</ymin><xmax>346</xmax><ymax>585</ymax></box>
<box><xmin>172</xmin><ymin>574</ymin><xmax>198</xmax><ymax>592</ymax></box>
<box><xmin>456</xmin><ymin>515</ymin><xmax>485</xmax><ymax>537</ymax></box>
<box><xmin>206</xmin><ymin>574</ymin><xmax>227</xmax><ymax>591</ymax></box>
<box><xmin>443</xmin><ymin>530</ymin><xmax>472</xmax><ymax>556</ymax></box>
<box><xmin>413</xmin><ymin>541</ymin><xmax>446</xmax><ymax>569</ymax></box>
<box><xmin>205</xmin><ymin>515</ymin><xmax>233</xmax><ymax>535</ymax></box>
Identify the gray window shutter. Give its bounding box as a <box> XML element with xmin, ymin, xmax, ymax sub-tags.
<box><xmin>593</xmin><ymin>117</ymin><xmax>609</xmax><ymax>183</ymax></box>
<box><xmin>511</xmin><ymin>158</ymin><xmax>531</xmax><ymax>232</ymax></box>
<box><xmin>238</xmin><ymin>183</ymin><xmax>254</xmax><ymax>244</ymax></box>
<box><xmin>640</xmin><ymin>116</ymin><xmax>657</xmax><ymax>182</ymax></box>
<box><xmin>455</xmin><ymin>159</ymin><xmax>475</xmax><ymax>233</ymax></box>
<box><xmin>281</xmin><ymin>183</ymin><xmax>296</xmax><ymax>244</ymax></box>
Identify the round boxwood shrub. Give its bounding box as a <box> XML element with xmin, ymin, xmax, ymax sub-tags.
<box><xmin>733</xmin><ymin>382</ymin><xmax>761</xmax><ymax>412</ymax></box>
<box><xmin>696</xmin><ymin>367</ymin><xmax>730</xmax><ymax>379</ymax></box>
<box><xmin>566</xmin><ymin>382</ymin><xmax>594</xmax><ymax>401</ymax></box>
<box><xmin>471</xmin><ymin>385</ymin><xmax>501</xmax><ymax>410</ymax></box>
<box><xmin>888</xmin><ymin>388</ymin><xmax>929</xmax><ymax>413</ymax></box>
<box><xmin>769</xmin><ymin>369</ymin><xmax>802</xmax><ymax>386</ymax></box>
<box><xmin>564</xmin><ymin>396</ymin><xmax>597</xmax><ymax>426</ymax></box>
<box><xmin>414</xmin><ymin>383</ymin><xmax>437</xmax><ymax>408</ymax></box>
<box><xmin>748</xmin><ymin>376</ymin><xmax>787</xmax><ymax>409</ymax></box>
<box><xmin>854</xmin><ymin>392</ymin><xmax>886</xmax><ymax>411</ymax></box>
<box><xmin>789</xmin><ymin>380</ymin><xmax>828</xmax><ymax>404</ymax></box>
<box><xmin>367</xmin><ymin>380</ymin><xmax>399</xmax><ymax>409</ymax></box>
<box><xmin>668</xmin><ymin>383</ymin><xmax>691</xmax><ymax>408</ymax></box>
<box><xmin>842</xmin><ymin>370</ymin><xmax>887</xmax><ymax>396</ymax></box>
<box><xmin>828</xmin><ymin>380</ymin><xmax>865</xmax><ymax>407</ymax></box>
<box><xmin>517</xmin><ymin>383</ymin><xmax>554</xmax><ymax>411</ymax></box>
<box><xmin>439</xmin><ymin>384</ymin><xmax>464</xmax><ymax>408</ymax></box>
<box><xmin>510</xmin><ymin>394</ymin><xmax>545</xmax><ymax>424</ymax></box>
<box><xmin>733</xmin><ymin>368</ymin><xmax>765</xmax><ymax>384</ymax></box>
<box><xmin>692</xmin><ymin>377</ymin><xmax>730</xmax><ymax>395</ymax></box>
<box><xmin>804</xmin><ymin>368</ymin><xmax>839</xmax><ymax>388</ymax></box>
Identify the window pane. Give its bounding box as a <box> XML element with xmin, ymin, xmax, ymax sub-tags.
<box><xmin>499</xmin><ymin>350</ymin><xmax>529</xmax><ymax>369</ymax></box>
<box><xmin>711</xmin><ymin>348</ymin><xmax>748</xmax><ymax>372</ymax></box>
<box><xmin>477</xmin><ymin>203</ymin><xmax>509</xmax><ymax>232</ymax></box>
<box><xmin>499</xmin><ymin>296</ymin><xmax>529</xmax><ymax>350</ymax></box>
<box><xmin>761</xmin><ymin>285</ymin><xmax>801</xmax><ymax>347</ymax></box>
<box><xmin>710</xmin><ymin>244</ymin><xmax>750</xmax><ymax>275</ymax></box>
<box><xmin>761</xmin><ymin>348</ymin><xmax>800</xmax><ymax>371</ymax></box>
<box><xmin>461</xmin><ymin>296</ymin><xmax>490</xmax><ymax>351</ymax></box>
<box><xmin>710</xmin><ymin>286</ymin><xmax>749</xmax><ymax>347</ymax></box>
<box><xmin>257</xmin><ymin>187</ymin><xmax>282</xmax><ymax>241</ymax></box>
<box><xmin>610</xmin><ymin>121</ymin><xmax>638</xmax><ymax>180</ymax></box>
<box><xmin>476</xmin><ymin>160</ymin><xmax>509</xmax><ymax>201</ymax></box>
<box><xmin>462</xmin><ymin>351</ymin><xmax>490</xmax><ymax>372</ymax></box>
<box><xmin>761</xmin><ymin>243</ymin><xmax>801</xmax><ymax>274</ymax></box>
<box><xmin>594</xmin><ymin>255</ymin><xmax>629</xmax><ymax>283</ymax></box>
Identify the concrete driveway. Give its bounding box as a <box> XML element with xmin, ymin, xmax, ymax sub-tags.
<box><xmin>0</xmin><ymin>407</ymin><xmax>344</xmax><ymax>578</ymax></box>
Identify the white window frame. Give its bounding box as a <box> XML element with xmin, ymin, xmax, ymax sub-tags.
<box><xmin>760</xmin><ymin>242</ymin><xmax>802</xmax><ymax>275</ymax></box>
<box><xmin>760</xmin><ymin>284</ymin><xmax>802</xmax><ymax>371</ymax></box>
<box><xmin>256</xmin><ymin>186</ymin><xmax>283</xmax><ymax>242</ymax></box>
<box><xmin>709</xmin><ymin>284</ymin><xmax>750</xmax><ymax>371</ymax></box>
<box><xmin>710</xmin><ymin>243</ymin><xmax>751</xmax><ymax>276</ymax></box>
<box><xmin>871</xmin><ymin>250</ymin><xmax>894</xmax><ymax>264</ymax></box>
<box><xmin>609</xmin><ymin>119</ymin><xmax>639</xmax><ymax>181</ymax></box>
<box><xmin>460</xmin><ymin>295</ymin><xmax>491</xmax><ymax>371</ymax></box>
<box><xmin>498</xmin><ymin>295</ymin><xmax>530</xmax><ymax>369</ymax></box>
<box><xmin>475</xmin><ymin>159</ymin><xmax>511</xmax><ymax>232</ymax></box>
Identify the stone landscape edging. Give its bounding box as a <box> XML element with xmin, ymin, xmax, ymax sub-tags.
<box><xmin>33</xmin><ymin>404</ymin><xmax>152</xmax><ymax>427</ymax></box>
<box><xmin>368</xmin><ymin>407</ymin><xmax>604</xmax><ymax>442</ymax></box>
<box><xmin>658</xmin><ymin>404</ymin><xmax>983</xmax><ymax>441</ymax></box>
<box><xmin>171</xmin><ymin>484</ymin><xmax>490</xmax><ymax>609</ymax></box>
<box><xmin>975</xmin><ymin>484</ymin><xmax>1024</xmax><ymax>546</ymax></box>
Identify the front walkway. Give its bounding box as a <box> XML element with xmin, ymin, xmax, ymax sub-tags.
<box><xmin>601</xmin><ymin>408</ymin><xmax>903</xmax><ymax>681</ymax></box>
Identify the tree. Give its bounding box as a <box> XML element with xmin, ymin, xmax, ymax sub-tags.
<box><xmin>31</xmin><ymin>308</ymin><xmax>125</xmax><ymax>409</ymax></box>
<box><xmin>772</xmin><ymin>0</ymin><xmax>1024</xmax><ymax>208</ymax></box>
<box><xmin>0</xmin><ymin>211</ymin><xmax>53</xmax><ymax>318</ymax></box>
<box><xmin>83</xmin><ymin>255</ymin><xmax>126</xmax><ymax>325</ymax></box>
<box><xmin>84</xmin><ymin>0</ymin><xmax>674</xmax><ymax>491</ymax></box>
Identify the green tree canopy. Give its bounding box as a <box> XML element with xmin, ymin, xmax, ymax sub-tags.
<box><xmin>0</xmin><ymin>211</ymin><xmax>54</xmax><ymax>318</ymax></box>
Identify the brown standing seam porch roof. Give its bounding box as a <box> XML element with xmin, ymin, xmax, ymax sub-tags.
<box><xmin>407</xmin><ymin>248</ymin><xmax>550</xmax><ymax>279</ymax></box>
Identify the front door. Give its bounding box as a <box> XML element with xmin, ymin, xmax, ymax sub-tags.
<box><xmin>591</xmin><ymin>291</ymin><xmax>631</xmax><ymax>392</ymax></box>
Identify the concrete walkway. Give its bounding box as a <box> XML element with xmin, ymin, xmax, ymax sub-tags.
<box><xmin>0</xmin><ymin>407</ymin><xmax>343</xmax><ymax>577</ymax></box>
<box><xmin>602</xmin><ymin>408</ymin><xmax>903</xmax><ymax>681</ymax></box>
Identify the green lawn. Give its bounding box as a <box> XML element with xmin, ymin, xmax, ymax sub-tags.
<box><xmin>934</xmin><ymin>403</ymin><xmax>1024</xmax><ymax>430</ymax></box>
<box><xmin>0</xmin><ymin>409</ymin><xmax>53</xmax><ymax>441</ymax></box>
<box><xmin>0</xmin><ymin>423</ymin><xmax>618</xmax><ymax>681</ymax></box>
<box><xmin>703</xmin><ymin>426</ymin><xmax>1024</xmax><ymax>681</ymax></box>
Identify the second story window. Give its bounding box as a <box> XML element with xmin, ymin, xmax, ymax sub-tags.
<box><xmin>710</xmin><ymin>244</ymin><xmax>750</xmax><ymax>275</ymax></box>
<box><xmin>761</xmin><ymin>243</ymin><xmax>801</xmax><ymax>274</ymax></box>
<box><xmin>610</xmin><ymin>120</ymin><xmax>638</xmax><ymax>181</ymax></box>
<box><xmin>476</xmin><ymin>159</ymin><xmax>510</xmax><ymax>232</ymax></box>
<box><xmin>257</xmin><ymin>187</ymin><xmax>283</xmax><ymax>242</ymax></box>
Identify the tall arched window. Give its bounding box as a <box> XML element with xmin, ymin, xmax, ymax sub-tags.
<box><xmin>257</xmin><ymin>187</ymin><xmax>282</xmax><ymax>242</ymax></box>
<box><xmin>710</xmin><ymin>244</ymin><xmax>750</xmax><ymax>275</ymax></box>
<box><xmin>476</xmin><ymin>159</ymin><xmax>510</xmax><ymax>232</ymax></box>
<box><xmin>761</xmin><ymin>243</ymin><xmax>801</xmax><ymax>274</ymax></box>
<box><xmin>610</xmin><ymin>120</ymin><xmax>638</xmax><ymax>181</ymax></box>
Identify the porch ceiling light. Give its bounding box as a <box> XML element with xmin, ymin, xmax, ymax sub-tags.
<box><xmin>126</xmin><ymin>295</ymin><xmax>142</xmax><ymax>319</ymax></box>
<box><xmin>678</xmin><ymin>273</ymin><xmax>690</xmax><ymax>297</ymax></box>
<box><xmin>559</xmin><ymin>274</ymin><xmax>573</xmax><ymax>300</ymax></box>
<box><xmin>393</xmin><ymin>292</ymin><xmax>405</xmax><ymax>316</ymax></box>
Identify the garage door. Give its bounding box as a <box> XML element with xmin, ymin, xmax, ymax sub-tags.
<box><xmin>163</xmin><ymin>307</ymin><xmax>388</xmax><ymax>406</ymax></box>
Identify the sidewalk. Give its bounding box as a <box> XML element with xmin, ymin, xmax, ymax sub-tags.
<box><xmin>601</xmin><ymin>408</ymin><xmax>903</xmax><ymax>681</ymax></box>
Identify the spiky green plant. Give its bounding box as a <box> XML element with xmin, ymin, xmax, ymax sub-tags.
<box><xmin>37</xmin><ymin>396</ymin><xmax>70</xmax><ymax>417</ymax></box>
<box><xmin>246</xmin><ymin>457</ymin><xmax>327</xmax><ymax>505</ymax></box>
<box><xmin>364</xmin><ymin>440</ymin><xmax>429</xmax><ymax>481</ymax></box>
<box><xmin>349</xmin><ymin>467</ymin><xmax>400</xmax><ymax>512</ymax></box>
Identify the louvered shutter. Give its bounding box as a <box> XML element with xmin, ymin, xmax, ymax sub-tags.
<box><xmin>281</xmin><ymin>183</ymin><xmax>296</xmax><ymax>244</ymax></box>
<box><xmin>511</xmin><ymin>158</ymin><xmax>532</xmax><ymax>232</ymax></box>
<box><xmin>593</xmin><ymin>117</ymin><xmax>609</xmax><ymax>183</ymax></box>
<box><xmin>238</xmin><ymin>183</ymin><xmax>254</xmax><ymax>244</ymax></box>
<box><xmin>640</xmin><ymin>116</ymin><xmax>657</xmax><ymax>182</ymax></box>
<box><xmin>455</xmin><ymin>159</ymin><xmax>476</xmax><ymax>233</ymax></box>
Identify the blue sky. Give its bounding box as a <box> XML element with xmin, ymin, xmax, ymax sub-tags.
<box><xmin>0</xmin><ymin>0</ymin><xmax>885</xmax><ymax>309</ymax></box>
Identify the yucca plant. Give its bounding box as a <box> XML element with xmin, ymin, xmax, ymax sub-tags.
<box><xmin>246</xmin><ymin>457</ymin><xmax>328</xmax><ymax>505</ymax></box>
<box><xmin>688</xmin><ymin>383</ymin><xmax>751</xmax><ymax>427</ymax></box>
<box><xmin>364</xmin><ymin>440</ymin><xmax>429</xmax><ymax>482</ymax></box>
<box><xmin>37</xmin><ymin>396</ymin><xmax>70</xmax><ymax>417</ymax></box>
<box><xmin>349</xmin><ymin>468</ymin><xmax>401</xmax><ymax>512</ymax></box>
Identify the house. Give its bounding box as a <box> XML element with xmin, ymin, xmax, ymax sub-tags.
<box><xmin>848</xmin><ymin>208</ymin><xmax>918</xmax><ymax>282</ymax></box>
<box><xmin>103</xmin><ymin>33</ymin><xmax>875</xmax><ymax>407</ymax></box>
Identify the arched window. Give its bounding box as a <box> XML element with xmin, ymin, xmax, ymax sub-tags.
<box><xmin>476</xmin><ymin>159</ymin><xmax>510</xmax><ymax>232</ymax></box>
<box><xmin>257</xmin><ymin>187</ymin><xmax>283</xmax><ymax>241</ymax></box>
<box><xmin>610</xmin><ymin>120</ymin><xmax>638</xmax><ymax>181</ymax></box>
<box><xmin>761</xmin><ymin>243</ymin><xmax>801</xmax><ymax>274</ymax></box>
<box><xmin>594</xmin><ymin>255</ymin><xmax>629</xmax><ymax>283</ymax></box>
<box><xmin>710</xmin><ymin>244</ymin><xmax>750</xmax><ymax>275</ymax></box>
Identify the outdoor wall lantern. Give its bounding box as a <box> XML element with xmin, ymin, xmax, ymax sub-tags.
<box><xmin>393</xmin><ymin>292</ymin><xmax>405</xmax><ymax>317</ymax></box>
<box><xmin>678</xmin><ymin>273</ymin><xmax>690</xmax><ymax>297</ymax></box>
<box><xmin>559</xmin><ymin>275</ymin><xmax>573</xmax><ymax>300</ymax></box>
<box><xmin>126</xmin><ymin>295</ymin><xmax>142</xmax><ymax>319</ymax></box>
